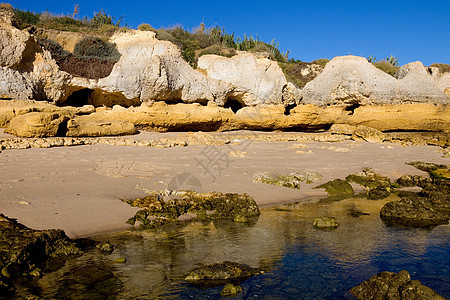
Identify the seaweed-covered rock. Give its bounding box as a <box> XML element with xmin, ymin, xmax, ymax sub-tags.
<box><xmin>313</xmin><ymin>217</ymin><xmax>339</xmax><ymax>229</ymax></box>
<box><xmin>0</xmin><ymin>214</ymin><xmax>81</xmax><ymax>294</ymax></box>
<box><xmin>380</xmin><ymin>188</ymin><xmax>449</xmax><ymax>228</ymax></box>
<box><xmin>346</xmin><ymin>167</ymin><xmax>392</xmax><ymax>199</ymax></box>
<box><xmin>315</xmin><ymin>179</ymin><xmax>354</xmax><ymax>198</ymax></box>
<box><xmin>253</xmin><ymin>171</ymin><xmax>322</xmax><ymax>189</ymax></box>
<box><xmin>382</xmin><ymin>162</ymin><xmax>450</xmax><ymax>228</ymax></box>
<box><xmin>185</xmin><ymin>261</ymin><xmax>261</xmax><ymax>284</ymax></box>
<box><xmin>350</xmin><ymin>270</ymin><xmax>445</xmax><ymax>300</ymax></box>
<box><xmin>221</xmin><ymin>283</ymin><xmax>243</xmax><ymax>297</ymax></box>
<box><xmin>125</xmin><ymin>190</ymin><xmax>260</xmax><ymax>228</ymax></box>
<box><xmin>348</xmin><ymin>207</ymin><xmax>370</xmax><ymax>217</ymax></box>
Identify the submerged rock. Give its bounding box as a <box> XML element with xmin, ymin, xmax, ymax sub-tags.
<box><xmin>315</xmin><ymin>179</ymin><xmax>354</xmax><ymax>198</ymax></box>
<box><xmin>313</xmin><ymin>217</ymin><xmax>339</xmax><ymax>229</ymax></box>
<box><xmin>125</xmin><ymin>190</ymin><xmax>260</xmax><ymax>228</ymax></box>
<box><xmin>0</xmin><ymin>213</ymin><xmax>82</xmax><ymax>294</ymax></box>
<box><xmin>350</xmin><ymin>270</ymin><xmax>445</xmax><ymax>300</ymax></box>
<box><xmin>185</xmin><ymin>261</ymin><xmax>261</xmax><ymax>285</ymax></box>
<box><xmin>221</xmin><ymin>283</ymin><xmax>243</xmax><ymax>297</ymax></box>
<box><xmin>253</xmin><ymin>171</ymin><xmax>322</xmax><ymax>189</ymax></box>
<box><xmin>348</xmin><ymin>207</ymin><xmax>370</xmax><ymax>217</ymax></box>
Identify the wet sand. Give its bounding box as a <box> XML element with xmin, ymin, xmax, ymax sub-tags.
<box><xmin>1</xmin><ymin>129</ymin><xmax>448</xmax><ymax>238</ymax></box>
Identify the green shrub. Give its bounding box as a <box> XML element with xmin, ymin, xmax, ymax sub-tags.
<box><xmin>90</xmin><ymin>9</ymin><xmax>122</xmax><ymax>28</ymax></box>
<box><xmin>37</xmin><ymin>37</ymin><xmax>70</xmax><ymax>61</ymax></box>
<box><xmin>198</xmin><ymin>45</ymin><xmax>237</xmax><ymax>58</ymax></box>
<box><xmin>373</xmin><ymin>60</ymin><xmax>399</xmax><ymax>77</ymax></box>
<box><xmin>13</xmin><ymin>8</ymin><xmax>40</xmax><ymax>29</ymax></box>
<box><xmin>73</xmin><ymin>36</ymin><xmax>121</xmax><ymax>61</ymax></box>
<box><xmin>311</xmin><ymin>59</ymin><xmax>329</xmax><ymax>68</ymax></box>
<box><xmin>138</xmin><ymin>23</ymin><xmax>156</xmax><ymax>32</ymax></box>
<box><xmin>429</xmin><ymin>63</ymin><xmax>450</xmax><ymax>74</ymax></box>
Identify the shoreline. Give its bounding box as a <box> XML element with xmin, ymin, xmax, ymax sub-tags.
<box><xmin>0</xmin><ymin>129</ymin><xmax>448</xmax><ymax>238</ymax></box>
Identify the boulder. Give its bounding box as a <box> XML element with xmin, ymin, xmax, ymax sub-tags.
<box><xmin>253</xmin><ymin>171</ymin><xmax>323</xmax><ymax>189</ymax></box>
<box><xmin>198</xmin><ymin>53</ymin><xmax>288</xmax><ymax>106</ymax></box>
<box><xmin>352</xmin><ymin>125</ymin><xmax>385</xmax><ymax>143</ymax></box>
<box><xmin>66</xmin><ymin>118</ymin><xmax>137</xmax><ymax>137</ymax></box>
<box><xmin>302</xmin><ymin>56</ymin><xmax>448</xmax><ymax>107</ymax></box>
<box><xmin>5</xmin><ymin>111</ymin><xmax>71</xmax><ymax>137</ymax></box>
<box><xmin>350</xmin><ymin>270</ymin><xmax>445</xmax><ymax>300</ymax></box>
<box><xmin>185</xmin><ymin>261</ymin><xmax>261</xmax><ymax>283</ymax></box>
<box><xmin>329</xmin><ymin>124</ymin><xmax>356</xmax><ymax>135</ymax></box>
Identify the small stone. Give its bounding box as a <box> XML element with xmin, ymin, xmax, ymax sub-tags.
<box><xmin>114</xmin><ymin>257</ymin><xmax>126</xmax><ymax>263</ymax></box>
<box><xmin>96</xmin><ymin>241</ymin><xmax>116</xmax><ymax>255</ymax></box>
<box><xmin>221</xmin><ymin>283</ymin><xmax>243</xmax><ymax>297</ymax></box>
<box><xmin>313</xmin><ymin>217</ymin><xmax>339</xmax><ymax>229</ymax></box>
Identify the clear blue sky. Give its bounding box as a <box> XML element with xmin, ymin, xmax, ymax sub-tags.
<box><xmin>10</xmin><ymin>0</ymin><xmax>450</xmax><ymax>66</ymax></box>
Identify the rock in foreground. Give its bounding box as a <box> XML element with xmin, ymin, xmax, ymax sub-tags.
<box><xmin>350</xmin><ymin>270</ymin><xmax>445</xmax><ymax>300</ymax></box>
<box><xmin>0</xmin><ymin>214</ymin><xmax>81</xmax><ymax>295</ymax></box>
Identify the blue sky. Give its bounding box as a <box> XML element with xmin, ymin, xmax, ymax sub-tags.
<box><xmin>10</xmin><ymin>0</ymin><xmax>450</xmax><ymax>65</ymax></box>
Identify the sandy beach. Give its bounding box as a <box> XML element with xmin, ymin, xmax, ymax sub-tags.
<box><xmin>0</xmin><ymin>129</ymin><xmax>447</xmax><ymax>238</ymax></box>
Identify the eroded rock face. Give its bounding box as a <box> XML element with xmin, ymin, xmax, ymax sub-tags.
<box><xmin>0</xmin><ymin>66</ymin><xmax>33</xmax><ymax>99</ymax></box>
<box><xmin>71</xmin><ymin>30</ymin><xmax>215</xmax><ymax>105</ymax></box>
<box><xmin>5</xmin><ymin>111</ymin><xmax>72</xmax><ymax>137</ymax></box>
<box><xmin>302</xmin><ymin>56</ymin><xmax>448</xmax><ymax>107</ymax></box>
<box><xmin>350</xmin><ymin>270</ymin><xmax>445</xmax><ymax>300</ymax></box>
<box><xmin>198</xmin><ymin>53</ymin><xmax>289</xmax><ymax>106</ymax></box>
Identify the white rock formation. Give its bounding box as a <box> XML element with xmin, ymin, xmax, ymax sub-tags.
<box><xmin>71</xmin><ymin>30</ymin><xmax>215</xmax><ymax>105</ymax></box>
<box><xmin>198</xmin><ymin>53</ymin><xmax>288</xmax><ymax>106</ymax></box>
<box><xmin>302</xmin><ymin>56</ymin><xmax>448</xmax><ymax>106</ymax></box>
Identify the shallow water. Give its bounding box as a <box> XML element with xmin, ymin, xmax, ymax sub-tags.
<box><xmin>18</xmin><ymin>195</ymin><xmax>450</xmax><ymax>299</ymax></box>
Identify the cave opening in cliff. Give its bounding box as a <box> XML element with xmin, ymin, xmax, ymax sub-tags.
<box><xmin>62</xmin><ymin>88</ymin><xmax>94</xmax><ymax>107</ymax></box>
<box><xmin>224</xmin><ymin>98</ymin><xmax>245</xmax><ymax>113</ymax></box>
<box><xmin>284</xmin><ymin>103</ymin><xmax>297</xmax><ymax>115</ymax></box>
<box><xmin>345</xmin><ymin>103</ymin><xmax>360</xmax><ymax>115</ymax></box>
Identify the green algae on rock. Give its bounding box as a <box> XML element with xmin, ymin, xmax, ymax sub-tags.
<box><xmin>313</xmin><ymin>217</ymin><xmax>339</xmax><ymax>229</ymax></box>
<box><xmin>346</xmin><ymin>167</ymin><xmax>393</xmax><ymax>199</ymax></box>
<box><xmin>0</xmin><ymin>213</ymin><xmax>82</xmax><ymax>295</ymax></box>
<box><xmin>124</xmin><ymin>190</ymin><xmax>260</xmax><ymax>228</ymax></box>
<box><xmin>221</xmin><ymin>283</ymin><xmax>243</xmax><ymax>297</ymax></box>
<box><xmin>185</xmin><ymin>261</ymin><xmax>262</xmax><ymax>287</ymax></box>
<box><xmin>253</xmin><ymin>171</ymin><xmax>322</xmax><ymax>189</ymax></box>
<box><xmin>350</xmin><ymin>270</ymin><xmax>445</xmax><ymax>300</ymax></box>
<box><xmin>314</xmin><ymin>179</ymin><xmax>354</xmax><ymax>198</ymax></box>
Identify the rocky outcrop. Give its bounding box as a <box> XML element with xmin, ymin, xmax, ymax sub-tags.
<box><xmin>66</xmin><ymin>117</ymin><xmax>137</xmax><ymax>137</ymax></box>
<box><xmin>185</xmin><ymin>261</ymin><xmax>261</xmax><ymax>284</ymax></box>
<box><xmin>125</xmin><ymin>190</ymin><xmax>261</xmax><ymax>228</ymax></box>
<box><xmin>5</xmin><ymin>111</ymin><xmax>71</xmax><ymax>137</ymax></box>
<box><xmin>302</xmin><ymin>56</ymin><xmax>448</xmax><ymax>107</ymax></box>
<box><xmin>253</xmin><ymin>171</ymin><xmax>323</xmax><ymax>189</ymax></box>
<box><xmin>314</xmin><ymin>179</ymin><xmax>354</xmax><ymax>198</ymax></box>
<box><xmin>350</xmin><ymin>270</ymin><xmax>445</xmax><ymax>300</ymax></box>
<box><xmin>346</xmin><ymin>168</ymin><xmax>393</xmax><ymax>200</ymax></box>
<box><xmin>380</xmin><ymin>162</ymin><xmax>450</xmax><ymax>228</ymax></box>
<box><xmin>71</xmin><ymin>30</ymin><xmax>215</xmax><ymax>106</ymax></box>
<box><xmin>197</xmin><ymin>53</ymin><xmax>290</xmax><ymax>106</ymax></box>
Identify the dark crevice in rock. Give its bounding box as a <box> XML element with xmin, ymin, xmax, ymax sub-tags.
<box><xmin>61</xmin><ymin>88</ymin><xmax>93</xmax><ymax>107</ymax></box>
<box><xmin>224</xmin><ymin>98</ymin><xmax>245</xmax><ymax>113</ymax></box>
<box><xmin>284</xmin><ymin>103</ymin><xmax>297</xmax><ymax>115</ymax></box>
<box><xmin>345</xmin><ymin>103</ymin><xmax>360</xmax><ymax>115</ymax></box>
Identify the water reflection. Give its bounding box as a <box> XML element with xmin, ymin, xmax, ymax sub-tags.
<box><xmin>27</xmin><ymin>196</ymin><xmax>450</xmax><ymax>299</ymax></box>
